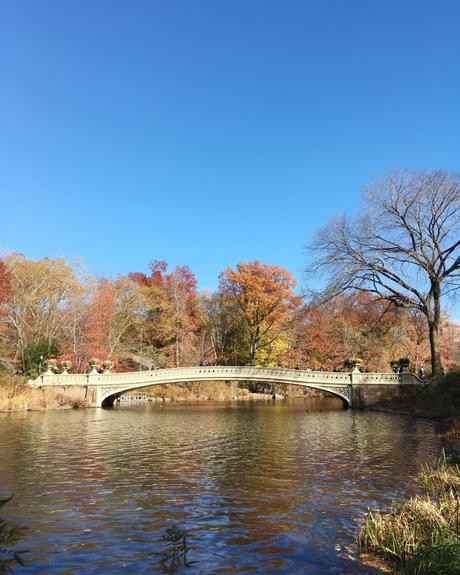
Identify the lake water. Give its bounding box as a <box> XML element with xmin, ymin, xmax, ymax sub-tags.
<box><xmin>0</xmin><ymin>399</ymin><xmax>440</xmax><ymax>574</ymax></box>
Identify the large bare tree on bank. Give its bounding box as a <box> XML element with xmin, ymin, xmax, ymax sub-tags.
<box><xmin>306</xmin><ymin>170</ymin><xmax>460</xmax><ymax>376</ymax></box>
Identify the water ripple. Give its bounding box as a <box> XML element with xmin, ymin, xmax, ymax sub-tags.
<box><xmin>0</xmin><ymin>399</ymin><xmax>440</xmax><ymax>574</ymax></box>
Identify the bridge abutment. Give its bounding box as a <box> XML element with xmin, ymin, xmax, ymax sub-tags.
<box><xmin>351</xmin><ymin>383</ymin><xmax>422</xmax><ymax>409</ymax></box>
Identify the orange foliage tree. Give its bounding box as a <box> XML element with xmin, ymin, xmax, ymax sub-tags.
<box><xmin>287</xmin><ymin>291</ymin><xmax>459</xmax><ymax>372</ymax></box>
<box><xmin>219</xmin><ymin>261</ymin><xmax>301</xmax><ymax>365</ymax></box>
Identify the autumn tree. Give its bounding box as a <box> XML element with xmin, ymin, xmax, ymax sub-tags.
<box><xmin>130</xmin><ymin>261</ymin><xmax>201</xmax><ymax>367</ymax></box>
<box><xmin>0</xmin><ymin>255</ymin><xmax>81</xmax><ymax>373</ymax></box>
<box><xmin>83</xmin><ymin>277</ymin><xmax>143</xmax><ymax>364</ymax></box>
<box><xmin>307</xmin><ymin>170</ymin><xmax>460</xmax><ymax>376</ymax></box>
<box><xmin>0</xmin><ymin>260</ymin><xmax>11</xmax><ymax>306</ymax></box>
<box><xmin>59</xmin><ymin>288</ymin><xmax>91</xmax><ymax>372</ymax></box>
<box><xmin>199</xmin><ymin>291</ymin><xmax>247</xmax><ymax>365</ymax></box>
<box><xmin>165</xmin><ymin>266</ymin><xmax>201</xmax><ymax>366</ymax></box>
<box><xmin>129</xmin><ymin>260</ymin><xmax>172</xmax><ymax>364</ymax></box>
<box><xmin>219</xmin><ymin>261</ymin><xmax>301</xmax><ymax>365</ymax></box>
<box><xmin>287</xmin><ymin>292</ymin><xmax>441</xmax><ymax>372</ymax></box>
<box><xmin>0</xmin><ymin>260</ymin><xmax>13</xmax><ymax>370</ymax></box>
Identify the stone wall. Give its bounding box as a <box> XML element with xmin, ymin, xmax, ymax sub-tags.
<box><xmin>351</xmin><ymin>383</ymin><xmax>420</xmax><ymax>408</ymax></box>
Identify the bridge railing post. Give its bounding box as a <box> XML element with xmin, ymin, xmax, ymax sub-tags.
<box><xmin>349</xmin><ymin>371</ymin><xmax>363</xmax><ymax>386</ymax></box>
<box><xmin>86</xmin><ymin>371</ymin><xmax>102</xmax><ymax>407</ymax></box>
<box><xmin>40</xmin><ymin>373</ymin><xmax>53</xmax><ymax>386</ymax></box>
<box><xmin>399</xmin><ymin>371</ymin><xmax>417</xmax><ymax>385</ymax></box>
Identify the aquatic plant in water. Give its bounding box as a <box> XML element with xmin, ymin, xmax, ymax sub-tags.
<box><xmin>153</xmin><ymin>526</ymin><xmax>197</xmax><ymax>574</ymax></box>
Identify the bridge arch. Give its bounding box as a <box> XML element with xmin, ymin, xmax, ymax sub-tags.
<box><xmin>98</xmin><ymin>366</ymin><xmax>352</xmax><ymax>408</ymax></box>
<box><xmin>101</xmin><ymin>382</ymin><xmax>350</xmax><ymax>408</ymax></box>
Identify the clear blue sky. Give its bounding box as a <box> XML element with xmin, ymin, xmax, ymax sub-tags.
<box><xmin>1</xmin><ymin>1</ymin><xmax>459</xmax><ymax>304</ymax></box>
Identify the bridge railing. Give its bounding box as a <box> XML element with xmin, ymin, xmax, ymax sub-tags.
<box><xmin>30</xmin><ymin>366</ymin><xmax>422</xmax><ymax>387</ymax></box>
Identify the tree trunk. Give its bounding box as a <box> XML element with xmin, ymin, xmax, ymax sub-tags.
<box><xmin>428</xmin><ymin>319</ymin><xmax>442</xmax><ymax>377</ymax></box>
<box><xmin>249</xmin><ymin>338</ymin><xmax>255</xmax><ymax>365</ymax></box>
<box><xmin>249</xmin><ymin>327</ymin><xmax>259</xmax><ymax>365</ymax></box>
<box><xmin>175</xmin><ymin>326</ymin><xmax>180</xmax><ymax>367</ymax></box>
<box><xmin>428</xmin><ymin>281</ymin><xmax>443</xmax><ymax>377</ymax></box>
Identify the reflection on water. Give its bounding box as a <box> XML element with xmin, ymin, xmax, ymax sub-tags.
<box><xmin>0</xmin><ymin>399</ymin><xmax>440</xmax><ymax>574</ymax></box>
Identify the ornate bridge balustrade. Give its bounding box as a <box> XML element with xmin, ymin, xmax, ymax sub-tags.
<box><xmin>29</xmin><ymin>366</ymin><xmax>424</xmax><ymax>408</ymax></box>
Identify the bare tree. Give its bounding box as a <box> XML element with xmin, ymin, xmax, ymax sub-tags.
<box><xmin>306</xmin><ymin>170</ymin><xmax>460</xmax><ymax>376</ymax></box>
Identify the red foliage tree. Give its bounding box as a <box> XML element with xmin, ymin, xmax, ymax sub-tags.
<box><xmin>130</xmin><ymin>261</ymin><xmax>201</xmax><ymax>366</ymax></box>
<box><xmin>84</xmin><ymin>279</ymin><xmax>117</xmax><ymax>361</ymax></box>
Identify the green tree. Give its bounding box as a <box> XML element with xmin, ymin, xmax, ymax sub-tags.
<box><xmin>22</xmin><ymin>338</ymin><xmax>60</xmax><ymax>376</ymax></box>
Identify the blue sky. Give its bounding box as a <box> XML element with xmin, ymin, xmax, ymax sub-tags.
<box><xmin>1</xmin><ymin>1</ymin><xmax>459</xmax><ymax>311</ymax></box>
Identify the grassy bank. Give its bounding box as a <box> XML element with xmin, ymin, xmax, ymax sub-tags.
<box><xmin>0</xmin><ymin>373</ymin><xmax>88</xmax><ymax>411</ymax></box>
<box><xmin>358</xmin><ymin>372</ymin><xmax>460</xmax><ymax>573</ymax></box>
<box><xmin>358</xmin><ymin>455</ymin><xmax>460</xmax><ymax>574</ymax></box>
<box><xmin>0</xmin><ymin>373</ymin><xmax>323</xmax><ymax>411</ymax></box>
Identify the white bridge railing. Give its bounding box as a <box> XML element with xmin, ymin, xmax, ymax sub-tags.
<box><xmin>30</xmin><ymin>365</ymin><xmax>419</xmax><ymax>387</ymax></box>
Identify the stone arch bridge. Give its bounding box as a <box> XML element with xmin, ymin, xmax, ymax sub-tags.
<box><xmin>29</xmin><ymin>366</ymin><xmax>424</xmax><ymax>408</ymax></box>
